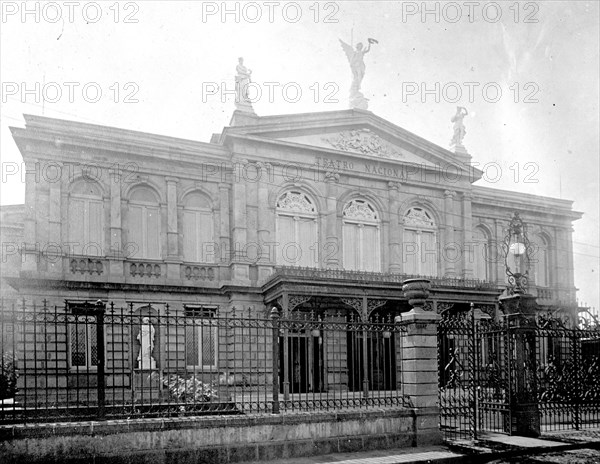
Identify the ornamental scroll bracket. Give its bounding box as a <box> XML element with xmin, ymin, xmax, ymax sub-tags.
<box><xmin>367</xmin><ymin>299</ymin><xmax>388</xmax><ymax>316</ymax></box>
<box><xmin>289</xmin><ymin>295</ymin><xmax>312</xmax><ymax>312</ymax></box>
<box><xmin>340</xmin><ymin>297</ymin><xmax>362</xmax><ymax>314</ymax></box>
<box><xmin>436</xmin><ymin>302</ymin><xmax>455</xmax><ymax>314</ymax></box>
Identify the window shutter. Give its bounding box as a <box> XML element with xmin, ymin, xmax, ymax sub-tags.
<box><xmin>343</xmin><ymin>223</ymin><xmax>358</xmax><ymax>270</ymax></box>
<box><xmin>297</xmin><ymin>217</ymin><xmax>316</xmax><ymax>267</ymax></box>
<box><xmin>403</xmin><ymin>229</ymin><xmax>418</xmax><ymax>275</ymax></box>
<box><xmin>362</xmin><ymin>225</ymin><xmax>379</xmax><ymax>272</ymax></box>
<box><xmin>421</xmin><ymin>231</ymin><xmax>437</xmax><ymax>277</ymax></box>
<box><xmin>69</xmin><ymin>199</ymin><xmax>85</xmax><ymax>255</ymax></box>
<box><xmin>183</xmin><ymin>210</ymin><xmax>198</xmax><ymax>261</ymax></box>
<box><xmin>276</xmin><ymin>215</ymin><xmax>295</xmax><ymax>265</ymax></box>
<box><xmin>198</xmin><ymin>212</ymin><xmax>214</xmax><ymax>263</ymax></box>
<box><xmin>146</xmin><ymin>207</ymin><xmax>160</xmax><ymax>259</ymax></box>
<box><xmin>87</xmin><ymin>200</ymin><xmax>103</xmax><ymax>256</ymax></box>
<box><xmin>129</xmin><ymin>205</ymin><xmax>143</xmax><ymax>259</ymax></box>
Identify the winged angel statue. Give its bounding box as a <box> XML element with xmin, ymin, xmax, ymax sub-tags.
<box><xmin>339</xmin><ymin>38</ymin><xmax>378</xmax><ymax>109</ymax></box>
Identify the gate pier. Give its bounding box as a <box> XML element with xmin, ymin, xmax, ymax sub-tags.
<box><xmin>500</xmin><ymin>293</ymin><xmax>541</xmax><ymax>438</ymax></box>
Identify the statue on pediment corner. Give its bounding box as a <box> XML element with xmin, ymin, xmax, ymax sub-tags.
<box><xmin>450</xmin><ymin>106</ymin><xmax>468</xmax><ymax>147</ymax></box>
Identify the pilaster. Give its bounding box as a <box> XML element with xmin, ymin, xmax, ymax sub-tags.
<box><xmin>443</xmin><ymin>190</ymin><xmax>456</xmax><ymax>277</ymax></box>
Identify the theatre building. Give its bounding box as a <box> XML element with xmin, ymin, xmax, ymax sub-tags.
<box><xmin>0</xmin><ymin>108</ymin><xmax>581</xmax><ymax>411</ymax></box>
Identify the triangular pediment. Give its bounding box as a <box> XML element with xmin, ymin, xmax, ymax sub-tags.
<box><xmin>222</xmin><ymin>109</ymin><xmax>475</xmax><ymax>175</ymax></box>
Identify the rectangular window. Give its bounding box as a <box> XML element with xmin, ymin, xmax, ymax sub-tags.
<box><xmin>184</xmin><ymin>307</ymin><xmax>217</xmax><ymax>370</ymax></box>
<box><xmin>183</xmin><ymin>210</ymin><xmax>215</xmax><ymax>263</ymax></box>
<box><xmin>69</xmin><ymin>198</ymin><xmax>104</xmax><ymax>256</ymax></box>
<box><xmin>130</xmin><ymin>205</ymin><xmax>161</xmax><ymax>259</ymax></box>
<box><xmin>67</xmin><ymin>303</ymin><xmax>100</xmax><ymax>369</ymax></box>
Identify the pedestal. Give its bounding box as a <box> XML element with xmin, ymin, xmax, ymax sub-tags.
<box><xmin>133</xmin><ymin>369</ymin><xmax>161</xmax><ymax>401</ymax></box>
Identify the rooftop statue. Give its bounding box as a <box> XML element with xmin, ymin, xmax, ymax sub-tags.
<box><xmin>235</xmin><ymin>57</ymin><xmax>255</xmax><ymax>113</ymax></box>
<box><xmin>450</xmin><ymin>106</ymin><xmax>468</xmax><ymax>147</ymax></box>
<box><xmin>339</xmin><ymin>38</ymin><xmax>378</xmax><ymax>110</ymax></box>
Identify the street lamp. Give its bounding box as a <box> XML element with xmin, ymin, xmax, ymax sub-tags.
<box><xmin>503</xmin><ymin>212</ymin><xmax>531</xmax><ymax>294</ymax></box>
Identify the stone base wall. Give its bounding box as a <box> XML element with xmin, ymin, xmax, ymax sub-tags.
<box><xmin>0</xmin><ymin>408</ymin><xmax>440</xmax><ymax>464</ymax></box>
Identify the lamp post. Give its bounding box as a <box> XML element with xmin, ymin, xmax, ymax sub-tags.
<box><xmin>499</xmin><ymin>212</ymin><xmax>540</xmax><ymax>437</ymax></box>
<box><xmin>503</xmin><ymin>212</ymin><xmax>531</xmax><ymax>295</ymax></box>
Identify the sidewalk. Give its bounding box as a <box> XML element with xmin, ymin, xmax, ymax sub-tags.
<box><xmin>236</xmin><ymin>429</ymin><xmax>600</xmax><ymax>464</ymax></box>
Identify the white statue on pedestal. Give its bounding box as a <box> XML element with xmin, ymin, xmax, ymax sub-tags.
<box><xmin>137</xmin><ymin>316</ymin><xmax>156</xmax><ymax>370</ymax></box>
<box><xmin>450</xmin><ymin>106</ymin><xmax>468</xmax><ymax>147</ymax></box>
<box><xmin>339</xmin><ymin>38</ymin><xmax>378</xmax><ymax>110</ymax></box>
<box><xmin>235</xmin><ymin>57</ymin><xmax>255</xmax><ymax>113</ymax></box>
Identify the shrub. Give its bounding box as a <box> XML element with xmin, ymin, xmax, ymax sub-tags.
<box><xmin>157</xmin><ymin>373</ymin><xmax>218</xmax><ymax>403</ymax></box>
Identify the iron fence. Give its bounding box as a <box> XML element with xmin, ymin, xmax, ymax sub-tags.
<box><xmin>0</xmin><ymin>299</ymin><xmax>407</xmax><ymax>424</ymax></box>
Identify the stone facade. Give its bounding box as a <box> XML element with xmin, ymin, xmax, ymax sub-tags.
<box><xmin>0</xmin><ymin>109</ymin><xmax>582</xmax><ymax>405</ymax></box>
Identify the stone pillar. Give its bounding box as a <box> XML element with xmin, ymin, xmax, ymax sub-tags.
<box><xmin>109</xmin><ymin>173</ymin><xmax>123</xmax><ymax>277</ymax></box>
<box><xmin>388</xmin><ymin>182</ymin><xmax>401</xmax><ymax>273</ymax></box>
<box><xmin>47</xmin><ymin>181</ymin><xmax>62</xmax><ymax>274</ymax></box>
<box><xmin>218</xmin><ymin>183</ymin><xmax>231</xmax><ymax>265</ymax></box>
<box><xmin>165</xmin><ymin>177</ymin><xmax>180</xmax><ymax>280</ymax></box>
<box><xmin>499</xmin><ymin>293</ymin><xmax>541</xmax><ymax>437</ymax></box>
<box><xmin>324</xmin><ymin>176</ymin><xmax>339</xmax><ymax>269</ymax></box>
<box><xmin>231</xmin><ymin>173</ymin><xmax>250</xmax><ymax>283</ymax></box>
<box><xmin>399</xmin><ymin>278</ymin><xmax>441</xmax><ymax>445</ymax></box>
<box><xmin>257</xmin><ymin>172</ymin><xmax>274</xmax><ymax>281</ymax></box>
<box><xmin>443</xmin><ymin>190</ymin><xmax>456</xmax><ymax>278</ymax></box>
<box><xmin>494</xmin><ymin>219</ymin><xmax>505</xmax><ymax>286</ymax></box>
<box><xmin>21</xmin><ymin>161</ymin><xmax>38</xmax><ymax>273</ymax></box>
<box><xmin>462</xmin><ymin>192</ymin><xmax>473</xmax><ymax>279</ymax></box>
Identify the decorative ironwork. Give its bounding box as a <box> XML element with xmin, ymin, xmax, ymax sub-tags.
<box><xmin>502</xmin><ymin>212</ymin><xmax>531</xmax><ymax>294</ymax></box>
<box><xmin>340</xmin><ymin>297</ymin><xmax>362</xmax><ymax>313</ymax></box>
<box><xmin>367</xmin><ymin>299</ymin><xmax>387</xmax><ymax>314</ymax></box>
<box><xmin>0</xmin><ymin>299</ymin><xmax>408</xmax><ymax>424</ymax></box>
<box><xmin>264</xmin><ymin>266</ymin><xmax>499</xmax><ymax>290</ymax></box>
<box><xmin>436</xmin><ymin>302</ymin><xmax>454</xmax><ymax>314</ymax></box>
<box><xmin>288</xmin><ymin>295</ymin><xmax>312</xmax><ymax>311</ymax></box>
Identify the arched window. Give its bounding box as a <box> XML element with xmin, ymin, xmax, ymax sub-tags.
<box><xmin>402</xmin><ymin>207</ymin><xmax>437</xmax><ymax>276</ymax></box>
<box><xmin>533</xmin><ymin>235</ymin><xmax>550</xmax><ymax>287</ymax></box>
<box><xmin>342</xmin><ymin>199</ymin><xmax>380</xmax><ymax>272</ymax></box>
<box><xmin>68</xmin><ymin>181</ymin><xmax>104</xmax><ymax>256</ymax></box>
<box><xmin>276</xmin><ymin>191</ymin><xmax>318</xmax><ymax>267</ymax></box>
<box><xmin>472</xmin><ymin>226</ymin><xmax>490</xmax><ymax>281</ymax></box>
<box><xmin>128</xmin><ymin>187</ymin><xmax>160</xmax><ymax>259</ymax></box>
<box><xmin>182</xmin><ymin>192</ymin><xmax>214</xmax><ymax>263</ymax></box>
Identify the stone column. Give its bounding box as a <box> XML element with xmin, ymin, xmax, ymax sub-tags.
<box><xmin>388</xmin><ymin>182</ymin><xmax>401</xmax><ymax>273</ymax></box>
<box><xmin>257</xmin><ymin>172</ymin><xmax>274</xmax><ymax>281</ymax></box>
<box><xmin>566</xmin><ymin>227</ymin><xmax>575</xmax><ymax>302</ymax></box>
<box><xmin>47</xmin><ymin>181</ymin><xmax>62</xmax><ymax>274</ymax></box>
<box><xmin>21</xmin><ymin>161</ymin><xmax>38</xmax><ymax>273</ymax></box>
<box><xmin>231</xmin><ymin>169</ymin><xmax>249</xmax><ymax>283</ymax></box>
<box><xmin>443</xmin><ymin>190</ymin><xmax>456</xmax><ymax>278</ymax></box>
<box><xmin>165</xmin><ymin>177</ymin><xmax>180</xmax><ymax>280</ymax></box>
<box><xmin>399</xmin><ymin>278</ymin><xmax>441</xmax><ymax>445</ymax></box>
<box><xmin>218</xmin><ymin>183</ymin><xmax>231</xmax><ymax>266</ymax></box>
<box><xmin>324</xmin><ymin>175</ymin><xmax>339</xmax><ymax>269</ymax></box>
<box><xmin>109</xmin><ymin>172</ymin><xmax>123</xmax><ymax>277</ymax></box>
<box><xmin>494</xmin><ymin>218</ymin><xmax>505</xmax><ymax>286</ymax></box>
<box><xmin>462</xmin><ymin>192</ymin><xmax>473</xmax><ymax>279</ymax></box>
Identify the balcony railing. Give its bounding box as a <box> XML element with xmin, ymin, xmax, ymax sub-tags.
<box><xmin>264</xmin><ymin>266</ymin><xmax>498</xmax><ymax>290</ymax></box>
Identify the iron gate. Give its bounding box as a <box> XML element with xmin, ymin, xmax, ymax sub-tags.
<box><xmin>438</xmin><ymin>308</ymin><xmax>600</xmax><ymax>441</ymax></box>
<box><xmin>438</xmin><ymin>308</ymin><xmax>511</xmax><ymax>440</ymax></box>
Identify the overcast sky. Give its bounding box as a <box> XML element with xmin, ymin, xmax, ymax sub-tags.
<box><xmin>1</xmin><ymin>1</ymin><xmax>598</xmax><ymax>311</ymax></box>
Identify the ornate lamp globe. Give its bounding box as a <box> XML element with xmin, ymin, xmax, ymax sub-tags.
<box><xmin>503</xmin><ymin>212</ymin><xmax>531</xmax><ymax>294</ymax></box>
